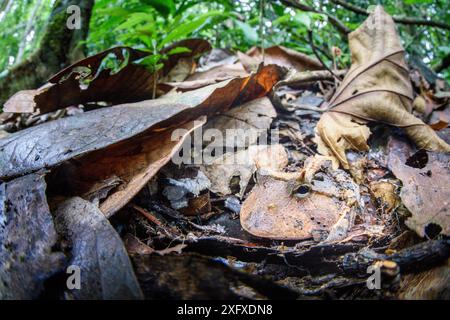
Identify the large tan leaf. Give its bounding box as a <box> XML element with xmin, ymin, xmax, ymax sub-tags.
<box><xmin>315</xmin><ymin>6</ymin><xmax>450</xmax><ymax>168</ymax></box>
<box><xmin>203</xmin><ymin>96</ymin><xmax>276</xmax><ymax>148</ymax></box>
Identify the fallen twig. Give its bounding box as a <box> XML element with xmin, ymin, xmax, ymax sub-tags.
<box><xmin>342</xmin><ymin>239</ymin><xmax>450</xmax><ymax>275</ymax></box>
<box><xmin>331</xmin><ymin>0</ymin><xmax>450</xmax><ymax>31</ymax></box>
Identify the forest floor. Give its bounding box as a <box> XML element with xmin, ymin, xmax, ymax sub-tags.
<box><xmin>0</xmin><ymin>7</ymin><xmax>448</xmax><ymax>300</ymax></box>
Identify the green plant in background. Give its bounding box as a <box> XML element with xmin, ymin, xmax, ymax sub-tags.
<box><xmin>0</xmin><ymin>0</ymin><xmax>53</xmax><ymax>75</ymax></box>
<box><xmin>0</xmin><ymin>0</ymin><xmax>449</xmax><ymax>81</ymax></box>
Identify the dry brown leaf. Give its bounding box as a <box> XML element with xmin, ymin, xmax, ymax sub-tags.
<box><xmin>4</xmin><ymin>39</ymin><xmax>211</xmax><ymax>114</ymax></box>
<box><xmin>315</xmin><ymin>6</ymin><xmax>450</xmax><ymax>168</ymax></box>
<box><xmin>187</xmin><ymin>62</ymin><xmax>248</xmax><ymax>81</ymax></box>
<box><xmin>388</xmin><ymin>138</ymin><xmax>450</xmax><ymax>237</ymax></box>
<box><xmin>200</xmin><ymin>144</ymin><xmax>288</xmax><ymax>197</ymax></box>
<box><xmin>238</xmin><ymin>46</ymin><xmax>323</xmax><ymax>73</ymax></box>
<box><xmin>0</xmin><ymin>65</ymin><xmax>283</xmax><ymax>180</ymax></box>
<box><xmin>429</xmin><ymin>120</ymin><xmax>449</xmax><ymax>131</ymax></box>
<box><xmin>160</xmin><ymin>57</ymin><xmax>196</xmax><ymax>83</ymax></box>
<box><xmin>160</xmin><ymin>63</ymin><xmax>249</xmax><ymax>93</ymax></box>
<box><xmin>50</xmin><ymin>118</ymin><xmax>205</xmax><ymax>218</ymax></box>
<box><xmin>203</xmin><ymin>96</ymin><xmax>276</xmax><ymax>148</ymax></box>
<box><xmin>315</xmin><ymin>112</ymin><xmax>370</xmax><ymax>169</ymax></box>
<box><xmin>197</xmin><ymin>48</ymin><xmax>237</xmax><ymax>71</ymax></box>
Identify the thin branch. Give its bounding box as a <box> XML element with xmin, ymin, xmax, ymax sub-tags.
<box><xmin>280</xmin><ymin>0</ymin><xmax>351</xmax><ymax>35</ymax></box>
<box><xmin>331</xmin><ymin>0</ymin><xmax>450</xmax><ymax>31</ymax></box>
<box><xmin>307</xmin><ymin>30</ymin><xmax>340</xmax><ymax>81</ymax></box>
<box><xmin>259</xmin><ymin>0</ymin><xmax>265</xmax><ymax>63</ymax></box>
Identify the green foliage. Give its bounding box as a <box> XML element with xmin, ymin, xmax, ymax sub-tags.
<box><xmin>0</xmin><ymin>0</ymin><xmax>53</xmax><ymax>71</ymax></box>
<box><xmin>0</xmin><ymin>0</ymin><xmax>449</xmax><ymax>81</ymax></box>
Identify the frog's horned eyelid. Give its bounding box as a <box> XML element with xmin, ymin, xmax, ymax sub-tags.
<box><xmin>292</xmin><ymin>183</ymin><xmax>312</xmax><ymax>198</ymax></box>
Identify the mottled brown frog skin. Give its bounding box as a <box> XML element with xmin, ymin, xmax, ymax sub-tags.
<box><xmin>240</xmin><ymin>156</ymin><xmax>361</xmax><ymax>241</ymax></box>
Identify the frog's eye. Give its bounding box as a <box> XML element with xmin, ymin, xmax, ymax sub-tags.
<box><xmin>293</xmin><ymin>183</ymin><xmax>311</xmax><ymax>198</ymax></box>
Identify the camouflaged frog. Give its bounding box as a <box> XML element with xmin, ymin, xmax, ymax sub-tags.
<box><xmin>240</xmin><ymin>156</ymin><xmax>363</xmax><ymax>242</ymax></box>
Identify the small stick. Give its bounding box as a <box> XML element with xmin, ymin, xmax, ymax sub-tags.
<box><xmin>131</xmin><ymin>204</ymin><xmax>163</xmax><ymax>226</ymax></box>
<box><xmin>307</xmin><ymin>29</ymin><xmax>340</xmax><ymax>83</ymax></box>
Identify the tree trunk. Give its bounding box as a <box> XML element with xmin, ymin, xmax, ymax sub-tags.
<box><xmin>0</xmin><ymin>0</ymin><xmax>95</xmax><ymax>106</ymax></box>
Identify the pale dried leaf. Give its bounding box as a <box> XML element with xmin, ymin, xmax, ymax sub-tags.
<box><xmin>200</xmin><ymin>144</ymin><xmax>288</xmax><ymax>197</ymax></box>
<box><xmin>388</xmin><ymin>138</ymin><xmax>450</xmax><ymax>237</ymax></box>
<box><xmin>315</xmin><ymin>6</ymin><xmax>450</xmax><ymax>168</ymax></box>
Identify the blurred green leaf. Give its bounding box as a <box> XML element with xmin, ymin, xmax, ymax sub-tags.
<box><xmin>167</xmin><ymin>46</ymin><xmax>192</xmax><ymax>55</ymax></box>
<box><xmin>142</xmin><ymin>0</ymin><xmax>175</xmax><ymax>17</ymax></box>
<box><xmin>159</xmin><ymin>11</ymin><xmax>226</xmax><ymax>48</ymax></box>
<box><xmin>294</xmin><ymin>11</ymin><xmax>312</xmax><ymax>29</ymax></box>
<box><xmin>234</xmin><ymin>19</ymin><xmax>258</xmax><ymax>43</ymax></box>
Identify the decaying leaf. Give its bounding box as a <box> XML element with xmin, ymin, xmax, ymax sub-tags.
<box><xmin>238</xmin><ymin>46</ymin><xmax>323</xmax><ymax>73</ymax></box>
<box><xmin>315</xmin><ymin>113</ymin><xmax>370</xmax><ymax>169</ymax></box>
<box><xmin>388</xmin><ymin>138</ymin><xmax>450</xmax><ymax>237</ymax></box>
<box><xmin>53</xmin><ymin>197</ymin><xmax>143</xmax><ymax>299</ymax></box>
<box><xmin>160</xmin><ymin>62</ymin><xmax>249</xmax><ymax>93</ymax></box>
<box><xmin>0</xmin><ymin>64</ymin><xmax>283</xmax><ymax>180</ymax></box>
<box><xmin>163</xmin><ymin>167</ymin><xmax>211</xmax><ymax>210</ymax></box>
<box><xmin>4</xmin><ymin>39</ymin><xmax>212</xmax><ymax>114</ymax></box>
<box><xmin>200</xmin><ymin>144</ymin><xmax>288</xmax><ymax>197</ymax></box>
<box><xmin>52</xmin><ymin>118</ymin><xmax>206</xmax><ymax>218</ymax></box>
<box><xmin>0</xmin><ymin>174</ymin><xmax>65</xmax><ymax>299</ymax></box>
<box><xmin>197</xmin><ymin>48</ymin><xmax>238</xmax><ymax>72</ymax></box>
<box><xmin>315</xmin><ymin>6</ymin><xmax>450</xmax><ymax>169</ymax></box>
<box><xmin>203</xmin><ymin>96</ymin><xmax>277</xmax><ymax>148</ymax></box>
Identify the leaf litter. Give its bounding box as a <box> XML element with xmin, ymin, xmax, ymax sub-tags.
<box><xmin>0</xmin><ymin>5</ymin><xmax>449</xmax><ymax>300</ymax></box>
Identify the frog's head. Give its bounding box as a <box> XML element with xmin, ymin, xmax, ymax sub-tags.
<box><xmin>240</xmin><ymin>156</ymin><xmax>362</xmax><ymax>241</ymax></box>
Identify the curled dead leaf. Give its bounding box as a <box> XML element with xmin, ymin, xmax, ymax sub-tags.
<box><xmin>0</xmin><ymin>65</ymin><xmax>283</xmax><ymax>181</ymax></box>
<box><xmin>4</xmin><ymin>39</ymin><xmax>212</xmax><ymax>114</ymax></box>
<box><xmin>315</xmin><ymin>6</ymin><xmax>450</xmax><ymax>168</ymax></box>
<box><xmin>238</xmin><ymin>46</ymin><xmax>323</xmax><ymax>73</ymax></box>
<box><xmin>53</xmin><ymin>197</ymin><xmax>143</xmax><ymax>299</ymax></box>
